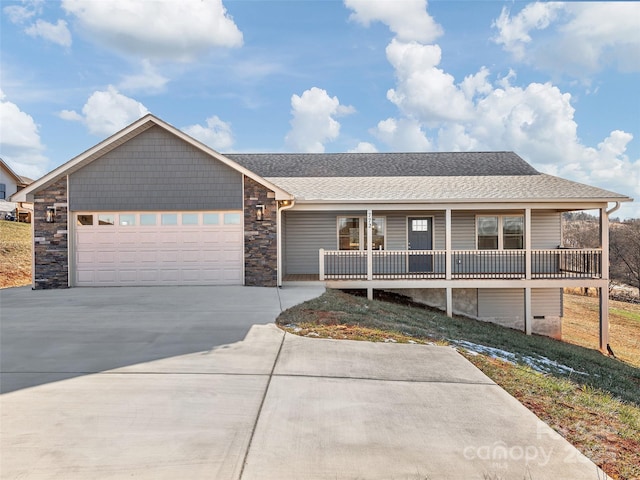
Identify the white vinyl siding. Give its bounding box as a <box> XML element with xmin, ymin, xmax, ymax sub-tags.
<box><xmin>532</xmin><ymin>288</ymin><xmax>562</xmax><ymax>317</ymax></box>
<box><xmin>284</xmin><ymin>211</ymin><xmax>339</xmax><ymax>275</ymax></box>
<box><xmin>478</xmin><ymin>289</ymin><xmax>525</xmax><ymax>319</ymax></box>
<box><xmin>531</xmin><ymin>211</ymin><xmax>561</xmax><ymax>249</ymax></box>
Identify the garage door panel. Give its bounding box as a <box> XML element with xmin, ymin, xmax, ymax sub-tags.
<box><xmin>181</xmin><ymin>250</ymin><xmax>200</xmax><ymax>263</ymax></box>
<box><xmin>96</xmin><ymin>232</ymin><xmax>117</xmax><ymax>244</ymax></box>
<box><xmin>118</xmin><ymin>270</ymin><xmax>138</xmax><ymax>282</ymax></box>
<box><xmin>139</xmin><ymin>270</ymin><xmax>160</xmax><ymax>282</ymax></box>
<box><xmin>96</xmin><ymin>270</ymin><xmax>117</xmax><ymax>283</ymax></box>
<box><xmin>75</xmin><ymin>211</ymin><xmax>243</xmax><ymax>286</ymax></box>
<box><xmin>118</xmin><ymin>250</ymin><xmax>138</xmax><ymax>263</ymax></box>
<box><xmin>137</xmin><ymin>232</ymin><xmax>158</xmax><ymax>245</ymax></box>
<box><xmin>118</xmin><ymin>232</ymin><xmax>139</xmax><ymax>245</ymax></box>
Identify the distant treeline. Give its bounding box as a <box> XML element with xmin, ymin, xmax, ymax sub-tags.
<box><xmin>562</xmin><ymin>212</ymin><xmax>639</xmax><ymax>297</ymax></box>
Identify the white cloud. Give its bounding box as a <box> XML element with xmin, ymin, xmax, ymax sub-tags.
<box><xmin>285</xmin><ymin>87</ymin><xmax>355</xmax><ymax>153</ymax></box>
<box><xmin>2</xmin><ymin>0</ymin><xmax>43</xmax><ymax>24</ymax></box>
<box><xmin>350</xmin><ymin>1</ymin><xmax>638</xmax><ymax>217</ymax></box>
<box><xmin>492</xmin><ymin>2</ymin><xmax>640</xmax><ymax>75</ymax></box>
<box><xmin>60</xmin><ymin>86</ymin><xmax>149</xmax><ymax>136</ymax></box>
<box><xmin>371</xmin><ymin>117</ymin><xmax>431</xmax><ymax>151</ymax></box>
<box><xmin>492</xmin><ymin>2</ymin><xmax>564</xmax><ymax>60</ymax></box>
<box><xmin>348</xmin><ymin>142</ymin><xmax>378</xmax><ymax>153</ymax></box>
<box><xmin>58</xmin><ymin>109</ymin><xmax>83</xmax><ymax>122</ymax></box>
<box><xmin>345</xmin><ymin>0</ymin><xmax>442</xmax><ymax>43</ymax></box>
<box><xmin>25</xmin><ymin>19</ymin><xmax>72</xmax><ymax>47</ymax></box>
<box><xmin>62</xmin><ymin>0</ymin><xmax>243</xmax><ymax>61</ymax></box>
<box><xmin>182</xmin><ymin>116</ymin><xmax>234</xmax><ymax>151</ymax></box>
<box><xmin>0</xmin><ymin>89</ymin><xmax>48</xmax><ymax>178</ymax></box>
<box><xmin>386</xmin><ymin>40</ymin><xmax>472</xmax><ymax>124</ymax></box>
<box><xmin>118</xmin><ymin>60</ymin><xmax>169</xmax><ymax>93</ymax></box>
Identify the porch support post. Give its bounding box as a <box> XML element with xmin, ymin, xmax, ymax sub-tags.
<box><xmin>600</xmin><ymin>206</ymin><xmax>609</xmax><ymax>281</ymax></box>
<box><xmin>446</xmin><ymin>287</ymin><xmax>453</xmax><ymax>318</ymax></box>
<box><xmin>319</xmin><ymin>248</ymin><xmax>325</xmax><ymax>281</ymax></box>
<box><xmin>524</xmin><ymin>287</ymin><xmax>532</xmax><ymax>335</ymax></box>
<box><xmin>599</xmin><ymin>205</ymin><xmax>610</xmax><ymax>353</ymax></box>
<box><xmin>599</xmin><ymin>288</ymin><xmax>609</xmax><ymax>353</ymax></box>
<box><xmin>367</xmin><ymin>209</ymin><xmax>373</xmax><ymax>282</ymax></box>
<box><xmin>445</xmin><ymin>208</ymin><xmax>452</xmax><ymax>280</ymax></box>
<box><xmin>525</xmin><ymin>208</ymin><xmax>532</xmax><ymax>280</ymax></box>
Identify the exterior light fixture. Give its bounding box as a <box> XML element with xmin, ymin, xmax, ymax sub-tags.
<box><xmin>46</xmin><ymin>206</ymin><xmax>56</xmax><ymax>223</ymax></box>
<box><xmin>256</xmin><ymin>204</ymin><xmax>265</xmax><ymax>221</ymax></box>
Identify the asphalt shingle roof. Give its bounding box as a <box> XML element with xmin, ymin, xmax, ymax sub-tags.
<box><xmin>225</xmin><ymin>151</ymin><xmax>631</xmax><ymax>204</ymax></box>
<box><xmin>227</xmin><ymin>151</ymin><xmax>540</xmax><ymax>177</ymax></box>
<box><xmin>264</xmin><ymin>175</ymin><xmax>629</xmax><ymax>202</ymax></box>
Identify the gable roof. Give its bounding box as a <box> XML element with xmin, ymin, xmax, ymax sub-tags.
<box><xmin>0</xmin><ymin>158</ymin><xmax>25</xmax><ymax>184</ymax></box>
<box><xmin>227</xmin><ymin>152</ymin><xmax>540</xmax><ymax>177</ymax></box>
<box><xmin>12</xmin><ymin>114</ymin><xmax>293</xmax><ymax>203</ymax></box>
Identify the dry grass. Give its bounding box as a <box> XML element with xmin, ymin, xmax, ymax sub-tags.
<box><xmin>563</xmin><ymin>293</ymin><xmax>640</xmax><ymax>368</ymax></box>
<box><xmin>0</xmin><ymin>220</ymin><xmax>31</xmax><ymax>289</ymax></box>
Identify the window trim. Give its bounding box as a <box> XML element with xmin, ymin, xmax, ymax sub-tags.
<box><xmin>476</xmin><ymin>214</ymin><xmax>524</xmax><ymax>250</ymax></box>
<box><xmin>336</xmin><ymin>216</ymin><xmax>386</xmax><ymax>251</ymax></box>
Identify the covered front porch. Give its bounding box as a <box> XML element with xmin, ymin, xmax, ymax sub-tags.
<box><xmin>279</xmin><ymin>204</ymin><xmax>615</xmax><ymax>352</ymax></box>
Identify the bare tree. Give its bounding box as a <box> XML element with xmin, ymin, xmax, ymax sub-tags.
<box><xmin>562</xmin><ymin>212</ymin><xmax>600</xmax><ymax>249</ymax></box>
<box><xmin>610</xmin><ymin>220</ymin><xmax>640</xmax><ymax>297</ymax></box>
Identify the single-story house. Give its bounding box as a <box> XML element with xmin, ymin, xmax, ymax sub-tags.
<box><xmin>12</xmin><ymin>114</ymin><xmax>633</xmax><ymax>351</ymax></box>
<box><xmin>1</xmin><ymin>158</ymin><xmax>33</xmax><ymax>222</ymax></box>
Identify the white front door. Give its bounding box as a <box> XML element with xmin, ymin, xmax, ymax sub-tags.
<box><xmin>74</xmin><ymin>211</ymin><xmax>243</xmax><ymax>286</ymax></box>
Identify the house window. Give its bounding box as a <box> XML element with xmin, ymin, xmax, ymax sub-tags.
<box><xmin>338</xmin><ymin>216</ymin><xmax>385</xmax><ymax>250</ymax></box>
<box><xmin>161</xmin><ymin>213</ymin><xmax>178</xmax><ymax>225</ymax></box>
<box><xmin>119</xmin><ymin>214</ymin><xmax>136</xmax><ymax>226</ymax></box>
<box><xmin>97</xmin><ymin>214</ymin><xmax>115</xmax><ymax>226</ymax></box>
<box><xmin>140</xmin><ymin>214</ymin><xmax>156</xmax><ymax>226</ymax></box>
<box><xmin>77</xmin><ymin>214</ymin><xmax>93</xmax><ymax>226</ymax></box>
<box><xmin>477</xmin><ymin>215</ymin><xmax>524</xmax><ymax>250</ymax></box>
<box><xmin>181</xmin><ymin>213</ymin><xmax>198</xmax><ymax>225</ymax></box>
<box><xmin>0</xmin><ymin>183</ymin><xmax>5</xmax><ymax>200</ymax></box>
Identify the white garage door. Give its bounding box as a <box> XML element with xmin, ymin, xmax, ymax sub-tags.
<box><xmin>74</xmin><ymin>211</ymin><xmax>243</xmax><ymax>286</ymax></box>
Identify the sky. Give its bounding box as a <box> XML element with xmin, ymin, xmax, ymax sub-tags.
<box><xmin>1</xmin><ymin>0</ymin><xmax>639</xmax><ymax>218</ymax></box>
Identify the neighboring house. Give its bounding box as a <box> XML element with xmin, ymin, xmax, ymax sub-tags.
<box><xmin>1</xmin><ymin>158</ymin><xmax>33</xmax><ymax>222</ymax></box>
<box><xmin>13</xmin><ymin>114</ymin><xmax>633</xmax><ymax>351</ymax></box>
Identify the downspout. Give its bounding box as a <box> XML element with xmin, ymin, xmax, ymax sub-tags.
<box><xmin>277</xmin><ymin>199</ymin><xmax>296</xmax><ymax>287</ymax></box>
<box><xmin>606</xmin><ymin>201</ymin><xmax>621</xmax><ymax>216</ymax></box>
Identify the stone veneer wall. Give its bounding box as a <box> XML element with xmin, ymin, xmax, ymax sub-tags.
<box><xmin>244</xmin><ymin>176</ymin><xmax>277</xmax><ymax>286</ymax></box>
<box><xmin>33</xmin><ymin>177</ymin><xmax>69</xmax><ymax>289</ymax></box>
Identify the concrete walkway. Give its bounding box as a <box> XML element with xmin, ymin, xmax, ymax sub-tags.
<box><xmin>1</xmin><ymin>286</ymin><xmax>605</xmax><ymax>479</ymax></box>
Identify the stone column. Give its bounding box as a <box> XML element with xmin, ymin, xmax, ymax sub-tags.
<box><xmin>243</xmin><ymin>176</ymin><xmax>277</xmax><ymax>287</ymax></box>
<box><xmin>33</xmin><ymin>177</ymin><xmax>69</xmax><ymax>289</ymax></box>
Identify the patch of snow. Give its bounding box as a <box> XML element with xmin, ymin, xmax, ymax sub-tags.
<box><xmin>452</xmin><ymin>340</ymin><xmax>589</xmax><ymax>376</ymax></box>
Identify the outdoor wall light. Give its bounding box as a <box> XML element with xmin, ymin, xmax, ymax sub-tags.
<box><xmin>45</xmin><ymin>206</ymin><xmax>56</xmax><ymax>223</ymax></box>
<box><xmin>255</xmin><ymin>204</ymin><xmax>265</xmax><ymax>221</ymax></box>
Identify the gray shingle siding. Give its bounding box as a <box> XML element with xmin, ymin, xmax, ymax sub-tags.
<box><xmin>69</xmin><ymin>126</ymin><xmax>242</xmax><ymax>211</ymax></box>
<box><xmin>227</xmin><ymin>151</ymin><xmax>540</xmax><ymax>178</ymax></box>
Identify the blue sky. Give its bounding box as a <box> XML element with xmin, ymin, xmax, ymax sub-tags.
<box><xmin>1</xmin><ymin>0</ymin><xmax>639</xmax><ymax>218</ymax></box>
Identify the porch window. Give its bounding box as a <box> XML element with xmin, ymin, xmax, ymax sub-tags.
<box><xmin>338</xmin><ymin>216</ymin><xmax>385</xmax><ymax>250</ymax></box>
<box><xmin>477</xmin><ymin>215</ymin><xmax>524</xmax><ymax>250</ymax></box>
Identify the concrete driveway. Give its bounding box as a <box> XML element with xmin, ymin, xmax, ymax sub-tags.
<box><xmin>1</xmin><ymin>286</ymin><xmax>604</xmax><ymax>479</ymax></box>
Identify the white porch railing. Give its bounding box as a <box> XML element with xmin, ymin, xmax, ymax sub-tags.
<box><xmin>319</xmin><ymin>248</ymin><xmax>602</xmax><ymax>281</ymax></box>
